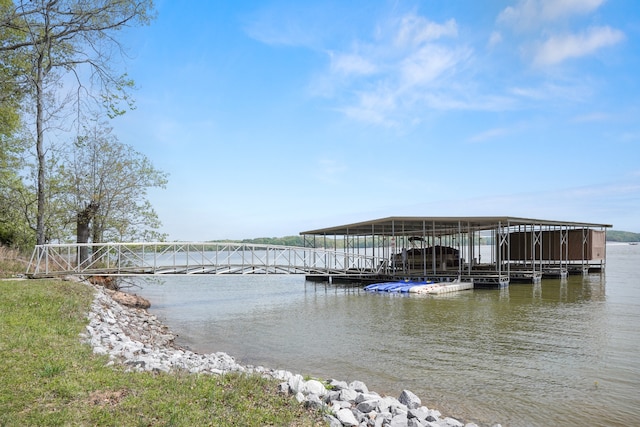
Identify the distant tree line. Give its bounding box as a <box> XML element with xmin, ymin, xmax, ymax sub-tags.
<box><xmin>240</xmin><ymin>236</ymin><xmax>306</xmax><ymax>246</ymax></box>
<box><xmin>607</xmin><ymin>230</ymin><xmax>640</xmax><ymax>242</ymax></box>
<box><xmin>214</xmin><ymin>230</ymin><xmax>640</xmax><ymax>248</ymax></box>
<box><xmin>212</xmin><ymin>236</ymin><xmax>374</xmax><ymax>248</ymax></box>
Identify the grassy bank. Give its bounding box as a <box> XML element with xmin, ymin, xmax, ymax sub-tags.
<box><xmin>0</xmin><ymin>279</ymin><xmax>325</xmax><ymax>426</ymax></box>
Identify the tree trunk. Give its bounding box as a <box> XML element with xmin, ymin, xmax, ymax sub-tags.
<box><xmin>77</xmin><ymin>201</ymin><xmax>99</xmax><ymax>266</ymax></box>
<box><xmin>35</xmin><ymin>50</ymin><xmax>46</xmax><ymax>245</ymax></box>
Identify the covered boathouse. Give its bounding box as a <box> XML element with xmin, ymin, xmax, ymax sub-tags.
<box><xmin>300</xmin><ymin>216</ymin><xmax>611</xmax><ymax>287</ymax></box>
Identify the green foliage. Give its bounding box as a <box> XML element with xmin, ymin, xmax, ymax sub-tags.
<box><xmin>1</xmin><ymin>0</ymin><xmax>158</xmax><ymax>244</ymax></box>
<box><xmin>607</xmin><ymin>230</ymin><xmax>640</xmax><ymax>242</ymax></box>
<box><xmin>0</xmin><ymin>279</ymin><xmax>325</xmax><ymax>426</ymax></box>
<box><xmin>0</xmin><ymin>131</ymin><xmax>33</xmax><ymax>249</ymax></box>
<box><xmin>1</xmin><ymin>1</ymin><xmax>167</xmax><ymax>246</ymax></box>
<box><xmin>240</xmin><ymin>235</ymin><xmax>306</xmax><ymax>246</ymax></box>
<box><xmin>0</xmin><ymin>0</ymin><xmax>25</xmax><ymax>136</ymax></box>
<box><xmin>49</xmin><ymin>118</ymin><xmax>168</xmax><ymax>243</ymax></box>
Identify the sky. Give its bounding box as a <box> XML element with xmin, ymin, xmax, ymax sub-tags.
<box><xmin>110</xmin><ymin>0</ymin><xmax>640</xmax><ymax>240</ymax></box>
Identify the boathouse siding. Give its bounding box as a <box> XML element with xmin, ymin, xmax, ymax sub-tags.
<box><xmin>507</xmin><ymin>229</ymin><xmax>606</xmax><ymax>261</ymax></box>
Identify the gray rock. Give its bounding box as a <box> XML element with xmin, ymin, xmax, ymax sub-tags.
<box><xmin>336</xmin><ymin>407</ymin><xmax>359</xmax><ymax>426</ymax></box>
<box><xmin>428</xmin><ymin>409</ymin><xmax>442</xmax><ymax>419</ymax></box>
<box><xmin>355</xmin><ymin>391</ymin><xmax>381</xmax><ymax>404</ymax></box>
<box><xmin>304</xmin><ymin>393</ymin><xmax>324</xmax><ymax>410</ymax></box>
<box><xmin>305</xmin><ymin>379</ymin><xmax>327</xmax><ymax>396</ymax></box>
<box><xmin>324</xmin><ymin>390</ymin><xmax>341</xmax><ymax>404</ymax></box>
<box><xmin>356</xmin><ymin>399</ymin><xmax>379</xmax><ymax>413</ymax></box>
<box><xmin>288</xmin><ymin>374</ymin><xmax>305</xmax><ymax>394</ymax></box>
<box><xmin>324</xmin><ymin>414</ymin><xmax>343</xmax><ymax>427</ymax></box>
<box><xmin>378</xmin><ymin>396</ymin><xmax>402</xmax><ymax>413</ymax></box>
<box><xmin>374</xmin><ymin>413</ymin><xmax>390</xmax><ymax>427</ymax></box>
<box><xmin>340</xmin><ymin>387</ymin><xmax>359</xmax><ymax>403</ymax></box>
<box><xmin>349</xmin><ymin>380</ymin><xmax>369</xmax><ymax>393</ymax></box>
<box><xmin>350</xmin><ymin>407</ymin><xmax>365</xmax><ymax>424</ymax></box>
<box><xmin>399</xmin><ymin>389</ymin><xmax>422</xmax><ymax>410</ymax></box>
<box><xmin>392</xmin><ymin>403</ymin><xmax>409</xmax><ymax>417</ymax></box>
<box><xmin>409</xmin><ymin>407</ymin><xmax>429</xmax><ymax>420</ymax></box>
<box><xmin>443</xmin><ymin>417</ymin><xmax>463</xmax><ymax>427</ymax></box>
<box><xmin>329</xmin><ymin>379</ymin><xmax>349</xmax><ymax>390</ymax></box>
<box><xmin>273</xmin><ymin>369</ymin><xmax>290</xmax><ymax>380</ymax></box>
<box><xmin>389</xmin><ymin>413</ymin><xmax>408</xmax><ymax>427</ymax></box>
<box><xmin>332</xmin><ymin>400</ymin><xmax>352</xmax><ymax>410</ymax></box>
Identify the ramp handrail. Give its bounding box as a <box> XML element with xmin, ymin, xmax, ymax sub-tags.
<box><xmin>26</xmin><ymin>242</ymin><xmax>385</xmax><ymax>277</ymax></box>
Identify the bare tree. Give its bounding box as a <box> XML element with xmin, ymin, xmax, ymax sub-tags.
<box><xmin>0</xmin><ymin>0</ymin><xmax>155</xmax><ymax>244</ymax></box>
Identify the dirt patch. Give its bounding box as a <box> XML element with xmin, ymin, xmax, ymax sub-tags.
<box><xmin>88</xmin><ymin>389</ymin><xmax>129</xmax><ymax>406</ymax></box>
<box><xmin>110</xmin><ymin>291</ymin><xmax>151</xmax><ymax>309</ymax></box>
<box><xmin>88</xmin><ymin>275</ymin><xmax>119</xmax><ymax>290</ymax></box>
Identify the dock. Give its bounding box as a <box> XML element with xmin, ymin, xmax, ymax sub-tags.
<box><xmin>25</xmin><ymin>216</ymin><xmax>611</xmax><ymax>290</ymax></box>
<box><xmin>300</xmin><ymin>216</ymin><xmax>611</xmax><ymax>288</ymax></box>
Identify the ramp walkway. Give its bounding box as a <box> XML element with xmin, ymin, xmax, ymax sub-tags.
<box><xmin>26</xmin><ymin>242</ymin><xmax>383</xmax><ymax>278</ymax></box>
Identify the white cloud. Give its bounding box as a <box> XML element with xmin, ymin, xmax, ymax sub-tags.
<box><xmin>395</xmin><ymin>15</ymin><xmax>458</xmax><ymax>47</ymax></box>
<box><xmin>317</xmin><ymin>13</ymin><xmax>474</xmax><ymax>125</ymax></box>
<box><xmin>329</xmin><ymin>52</ymin><xmax>377</xmax><ymax>76</ymax></box>
<box><xmin>400</xmin><ymin>45</ymin><xmax>461</xmax><ymax>87</ymax></box>
<box><xmin>498</xmin><ymin>0</ymin><xmax>605</xmax><ymax>30</ymax></box>
<box><xmin>488</xmin><ymin>31</ymin><xmax>503</xmax><ymax>47</ymax></box>
<box><xmin>420</xmin><ymin>92</ymin><xmax>515</xmax><ymax>112</ymax></box>
<box><xmin>541</xmin><ymin>0</ymin><xmax>606</xmax><ymax>20</ymax></box>
<box><xmin>533</xmin><ymin>26</ymin><xmax>624</xmax><ymax>66</ymax></box>
<box><xmin>338</xmin><ymin>87</ymin><xmax>398</xmax><ymax>127</ymax></box>
<box><xmin>510</xmin><ymin>81</ymin><xmax>592</xmax><ymax>102</ymax></box>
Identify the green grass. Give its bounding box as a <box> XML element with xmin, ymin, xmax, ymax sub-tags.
<box><xmin>0</xmin><ymin>279</ymin><xmax>325</xmax><ymax>426</ymax></box>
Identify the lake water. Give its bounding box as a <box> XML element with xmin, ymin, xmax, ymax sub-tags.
<box><xmin>134</xmin><ymin>243</ymin><xmax>640</xmax><ymax>426</ymax></box>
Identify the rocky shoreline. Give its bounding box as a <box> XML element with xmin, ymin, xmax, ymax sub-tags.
<box><xmin>80</xmin><ymin>281</ymin><xmax>501</xmax><ymax>427</ymax></box>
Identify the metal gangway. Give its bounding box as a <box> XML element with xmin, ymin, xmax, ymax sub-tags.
<box><xmin>26</xmin><ymin>242</ymin><xmax>384</xmax><ymax>278</ymax></box>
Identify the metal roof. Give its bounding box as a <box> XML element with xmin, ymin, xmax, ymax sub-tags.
<box><xmin>300</xmin><ymin>216</ymin><xmax>612</xmax><ymax>236</ymax></box>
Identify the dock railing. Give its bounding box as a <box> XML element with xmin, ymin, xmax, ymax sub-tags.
<box><xmin>26</xmin><ymin>242</ymin><xmax>384</xmax><ymax>278</ymax></box>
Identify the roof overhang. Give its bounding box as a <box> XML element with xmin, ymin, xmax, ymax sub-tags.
<box><xmin>300</xmin><ymin>216</ymin><xmax>612</xmax><ymax>237</ymax></box>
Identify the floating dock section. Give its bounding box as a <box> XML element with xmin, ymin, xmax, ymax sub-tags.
<box><xmin>300</xmin><ymin>216</ymin><xmax>611</xmax><ymax>288</ymax></box>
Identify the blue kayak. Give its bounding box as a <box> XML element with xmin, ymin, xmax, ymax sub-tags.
<box><xmin>378</xmin><ymin>282</ymin><xmax>406</xmax><ymax>291</ymax></box>
<box><xmin>364</xmin><ymin>281</ymin><xmax>396</xmax><ymax>291</ymax></box>
<box><xmin>365</xmin><ymin>280</ymin><xmax>435</xmax><ymax>293</ymax></box>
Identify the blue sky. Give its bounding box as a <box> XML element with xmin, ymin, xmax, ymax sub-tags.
<box><xmin>112</xmin><ymin>0</ymin><xmax>640</xmax><ymax>240</ymax></box>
